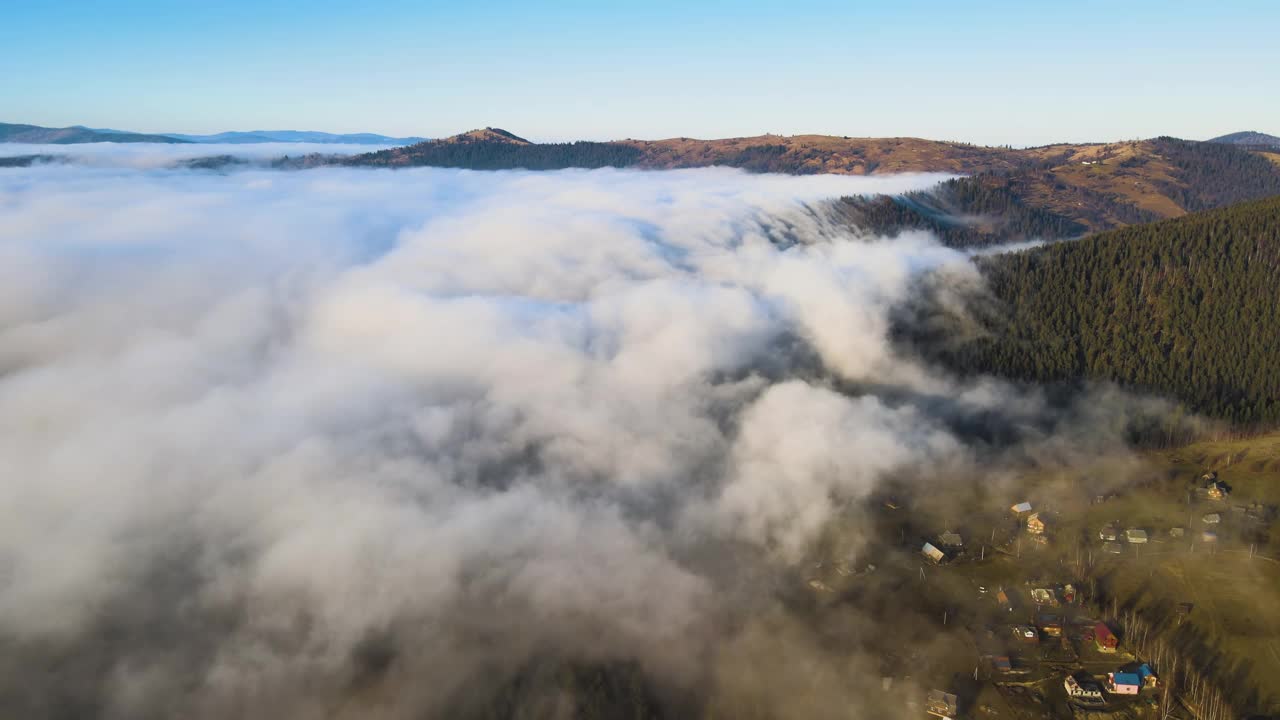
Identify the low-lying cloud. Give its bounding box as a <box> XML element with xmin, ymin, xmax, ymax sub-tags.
<box><xmin>0</xmin><ymin>141</ymin><xmax>388</xmax><ymax>168</ymax></box>
<box><xmin>0</xmin><ymin>160</ymin><xmax>1165</xmax><ymax>719</ymax></box>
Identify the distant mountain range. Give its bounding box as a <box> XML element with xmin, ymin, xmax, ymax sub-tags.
<box><xmin>0</xmin><ymin>121</ymin><xmax>426</xmax><ymax>145</ymax></box>
<box><xmin>163</xmin><ymin>130</ymin><xmax>428</xmax><ymax>145</ymax></box>
<box><xmin>1208</xmin><ymin>130</ymin><xmax>1280</xmax><ymax>148</ymax></box>
<box><xmin>0</xmin><ymin>123</ymin><xmax>189</xmax><ymax>144</ymax></box>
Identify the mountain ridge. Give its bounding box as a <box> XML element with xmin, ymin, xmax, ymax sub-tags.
<box><xmin>346</xmin><ymin>129</ymin><xmax>1280</xmax><ymax>238</ymax></box>
<box><xmin>0</xmin><ymin>122</ymin><xmax>189</xmax><ymax>144</ymax></box>
<box><xmin>0</xmin><ymin>121</ymin><xmax>425</xmax><ymax>145</ymax></box>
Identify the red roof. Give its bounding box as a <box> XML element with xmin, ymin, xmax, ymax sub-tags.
<box><xmin>1093</xmin><ymin>622</ymin><xmax>1117</xmax><ymax>645</ymax></box>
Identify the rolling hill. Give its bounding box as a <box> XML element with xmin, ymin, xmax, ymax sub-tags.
<box><xmin>1209</xmin><ymin>130</ymin><xmax>1280</xmax><ymax>148</ymax></box>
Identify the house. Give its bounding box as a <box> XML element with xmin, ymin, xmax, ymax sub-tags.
<box><xmin>1013</xmin><ymin>625</ymin><xmax>1039</xmax><ymax>644</ymax></box>
<box><xmin>1031</xmin><ymin>588</ymin><xmax>1058</xmax><ymax>606</ymax></box>
<box><xmin>1026</xmin><ymin>512</ymin><xmax>1046</xmax><ymax>535</ymax></box>
<box><xmin>1065</xmin><ymin>673</ymin><xmax>1106</xmax><ymax>705</ymax></box>
<box><xmin>990</xmin><ymin>655</ymin><xmax>1012</xmax><ymax>673</ymax></box>
<box><xmin>1061</xmin><ymin>584</ymin><xmax>1077</xmax><ymax>605</ymax></box>
<box><xmin>1203</xmin><ymin>513</ymin><xmax>1221</xmax><ymax>524</ymax></box>
<box><xmin>1090</xmin><ymin>622</ymin><xmax>1119</xmax><ymax>652</ymax></box>
<box><xmin>996</xmin><ymin>589</ymin><xmax>1016</xmax><ymax>612</ymax></box>
<box><xmin>1107</xmin><ymin>672</ymin><xmax>1141</xmax><ymax>695</ymax></box>
<box><xmin>1036</xmin><ymin>614</ymin><xmax>1063</xmax><ymax>637</ymax></box>
<box><xmin>1102</xmin><ymin>541</ymin><xmax>1124</xmax><ymax>555</ymax></box>
<box><xmin>1169</xmin><ymin>527</ymin><xmax>1185</xmax><ymax>538</ymax></box>
<box><xmin>1125</xmin><ymin>528</ymin><xmax>1148</xmax><ymax>544</ymax></box>
<box><xmin>939</xmin><ymin>531</ymin><xmax>963</xmax><ymax>548</ymax></box>
<box><xmin>1011</xmin><ymin>501</ymin><xmax>1033</xmax><ymax>515</ymax></box>
<box><xmin>1099</xmin><ymin>525</ymin><xmax>1119</xmax><ymax>542</ymax></box>
<box><xmin>1205</xmin><ymin>480</ymin><xmax>1229</xmax><ymax>500</ymax></box>
<box><xmin>921</xmin><ymin>542</ymin><xmax>946</xmax><ymax>564</ymax></box>
<box><xmin>1137</xmin><ymin>663</ymin><xmax>1158</xmax><ymax>688</ymax></box>
<box><xmin>926</xmin><ymin>689</ymin><xmax>958</xmax><ymax>719</ymax></box>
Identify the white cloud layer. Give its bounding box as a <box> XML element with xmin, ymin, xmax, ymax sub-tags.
<box><xmin>0</xmin><ymin>141</ymin><xmax>390</xmax><ymax>167</ymax></box>
<box><xmin>0</xmin><ymin>159</ymin><xmax>1133</xmax><ymax>718</ymax></box>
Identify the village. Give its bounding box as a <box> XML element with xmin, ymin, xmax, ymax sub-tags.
<box><xmin>802</xmin><ymin>449</ymin><xmax>1280</xmax><ymax>720</ymax></box>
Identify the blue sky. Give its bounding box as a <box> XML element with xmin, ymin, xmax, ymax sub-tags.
<box><xmin>2</xmin><ymin>0</ymin><xmax>1276</xmax><ymax>145</ymax></box>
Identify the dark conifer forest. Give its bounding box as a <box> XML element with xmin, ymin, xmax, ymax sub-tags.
<box><xmin>350</xmin><ymin>140</ymin><xmax>644</xmax><ymax>170</ymax></box>
<box><xmin>938</xmin><ymin>195</ymin><xmax>1280</xmax><ymax>425</ymax></box>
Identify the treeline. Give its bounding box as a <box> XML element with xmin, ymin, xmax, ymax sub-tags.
<box><xmin>350</xmin><ymin>141</ymin><xmax>644</xmax><ymax>171</ymax></box>
<box><xmin>836</xmin><ymin>175</ymin><xmax>1087</xmax><ymax>248</ymax></box>
<box><xmin>0</xmin><ymin>154</ymin><xmax>59</xmax><ymax>167</ymax></box>
<box><xmin>939</xmin><ymin>195</ymin><xmax>1280</xmax><ymax>425</ymax></box>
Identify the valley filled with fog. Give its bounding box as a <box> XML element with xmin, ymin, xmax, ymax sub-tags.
<box><xmin>0</xmin><ymin>156</ymin><xmax>1195</xmax><ymax>719</ymax></box>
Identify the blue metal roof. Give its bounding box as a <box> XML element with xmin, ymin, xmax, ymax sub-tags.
<box><xmin>1113</xmin><ymin>673</ymin><xmax>1141</xmax><ymax>686</ymax></box>
<box><xmin>1137</xmin><ymin>664</ymin><xmax>1154</xmax><ymax>678</ymax></box>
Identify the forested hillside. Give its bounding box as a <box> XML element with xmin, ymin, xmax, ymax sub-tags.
<box><xmin>1148</xmin><ymin>136</ymin><xmax>1280</xmax><ymax>211</ymax></box>
<box><xmin>938</xmin><ymin>195</ymin><xmax>1280</xmax><ymax>425</ymax></box>
<box><xmin>347</xmin><ymin>129</ymin><xmax>643</xmax><ymax>170</ymax></box>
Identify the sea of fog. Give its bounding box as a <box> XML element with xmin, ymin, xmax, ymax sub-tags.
<box><xmin>0</xmin><ymin>151</ymin><xmax>1166</xmax><ymax>719</ymax></box>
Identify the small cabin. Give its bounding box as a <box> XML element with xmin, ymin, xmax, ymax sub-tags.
<box><xmin>921</xmin><ymin>542</ymin><xmax>946</xmax><ymax>564</ymax></box>
<box><xmin>1026</xmin><ymin>512</ymin><xmax>1046</xmax><ymax>535</ymax></box>
<box><xmin>1031</xmin><ymin>588</ymin><xmax>1058</xmax><ymax>606</ymax></box>
<box><xmin>1125</xmin><ymin>528</ymin><xmax>1148</xmax><ymax>544</ymax></box>
<box><xmin>1036</xmin><ymin>614</ymin><xmax>1063</xmax><ymax>637</ymax></box>
<box><xmin>1013</xmin><ymin>625</ymin><xmax>1039</xmax><ymax>644</ymax></box>
<box><xmin>1065</xmin><ymin>674</ymin><xmax>1106</xmax><ymax>704</ymax></box>
<box><xmin>926</xmin><ymin>689</ymin><xmax>958</xmax><ymax>719</ymax></box>
<box><xmin>1090</xmin><ymin>622</ymin><xmax>1119</xmax><ymax>652</ymax></box>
